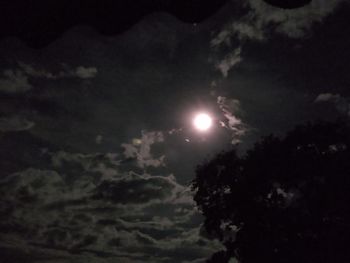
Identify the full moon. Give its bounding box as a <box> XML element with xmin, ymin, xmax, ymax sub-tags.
<box><xmin>193</xmin><ymin>113</ymin><xmax>213</xmax><ymax>131</ymax></box>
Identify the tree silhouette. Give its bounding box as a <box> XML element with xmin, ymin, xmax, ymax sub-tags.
<box><xmin>192</xmin><ymin>121</ymin><xmax>350</xmax><ymax>263</ymax></box>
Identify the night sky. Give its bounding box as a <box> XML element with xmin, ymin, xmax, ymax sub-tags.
<box><xmin>1</xmin><ymin>0</ymin><xmax>350</xmax><ymax>262</ymax></box>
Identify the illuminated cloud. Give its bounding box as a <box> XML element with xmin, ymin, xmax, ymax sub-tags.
<box><xmin>215</xmin><ymin>47</ymin><xmax>242</xmax><ymax>77</ymax></box>
<box><xmin>217</xmin><ymin>96</ymin><xmax>247</xmax><ymax>144</ymax></box>
<box><xmin>314</xmin><ymin>93</ymin><xmax>341</xmax><ymax>102</ymax></box>
<box><xmin>121</xmin><ymin>131</ymin><xmax>165</xmax><ymax>168</ymax></box>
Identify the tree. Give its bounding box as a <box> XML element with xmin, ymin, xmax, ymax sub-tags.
<box><xmin>192</xmin><ymin>121</ymin><xmax>350</xmax><ymax>263</ymax></box>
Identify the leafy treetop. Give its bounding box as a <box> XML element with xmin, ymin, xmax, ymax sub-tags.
<box><xmin>192</xmin><ymin>121</ymin><xmax>350</xmax><ymax>263</ymax></box>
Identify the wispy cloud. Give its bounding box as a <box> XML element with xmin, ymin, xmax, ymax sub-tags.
<box><xmin>246</xmin><ymin>0</ymin><xmax>345</xmax><ymax>38</ymax></box>
<box><xmin>314</xmin><ymin>92</ymin><xmax>350</xmax><ymax>116</ymax></box>
<box><xmin>314</xmin><ymin>93</ymin><xmax>341</xmax><ymax>102</ymax></box>
<box><xmin>0</xmin><ymin>156</ymin><xmax>219</xmax><ymax>262</ymax></box>
<box><xmin>215</xmin><ymin>47</ymin><xmax>242</xmax><ymax>78</ymax></box>
<box><xmin>0</xmin><ymin>63</ymin><xmax>98</xmax><ymax>94</ymax></box>
<box><xmin>75</xmin><ymin>66</ymin><xmax>98</xmax><ymax>79</ymax></box>
<box><xmin>217</xmin><ymin>96</ymin><xmax>247</xmax><ymax>144</ymax></box>
<box><xmin>0</xmin><ymin>69</ymin><xmax>31</xmax><ymax>93</ymax></box>
<box><xmin>213</xmin><ymin>0</ymin><xmax>345</xmax><ymax>48</ymax></box>
<box><xmin>210</xmin><ymin>0</ymin><xmax>346</xmax><ymax>78</ymax></box>
<box><xmin>121</xmin><ymin>130</ymin><xmax>165</xmax><ymax>169</ymax></box>
<box><xmin>0</xmin><ymin>115</ymin><xmax>35</xmax><ymax>132</ymax></box>
<box><xmin>19</xmin><ymin>62</ymin><xmax>98</xmax><ymax>80</ymax></box>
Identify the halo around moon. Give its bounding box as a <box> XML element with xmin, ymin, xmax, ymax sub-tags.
<box><xmin>193</xmin><ymin>113</ymin><xmax>213</xmax><ymax>131</ymax></box>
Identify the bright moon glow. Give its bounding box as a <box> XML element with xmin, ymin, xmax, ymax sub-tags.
<box><xmin>193</xmin><ymin>113</ymin><xmax>212</xmax><ymax>131</ymax></box>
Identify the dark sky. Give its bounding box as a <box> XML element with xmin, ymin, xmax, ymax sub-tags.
<box><xmin>1</xmin><ymin>0</ymin><xmax>350</xmax><ymax>262</ymax></box>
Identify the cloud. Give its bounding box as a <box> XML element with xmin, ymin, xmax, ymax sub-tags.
<box><xmin>217</xmin><ymin>96</ymin><xmax>247</xmax><ymax>144</ymax></box>
<box><xmin>50</xmin><ymin>151</ymin><xmax>121</xmax><ymax>181</ymax></box>
<box><xmin>314</xmin><ymin>92</ymin><xmax>350</xmax><ymax>116</ymax></box>
<box><xmin>121</xmin><ymin>130</ymin><xmax>165</xmax><ymax>168</ymax></box>
<box><xmin>0</xmin><ymin>157</ymin><xmax>219</xmax><ymax>262</ymax></box>
<box><xmin>246</xmin><ymin>0</ymin><xmax>344</xmax><ymax>38</ymax></box>
<box><xmin>210</xmin><ymin>19</ymin><xmax>264</xmax><ymax>48</ymax></box>
<box><xmin>210</xmin><ymin>0</ymin><xmax>346</xmax><ymax>78</ymax></box>
<box><xmin>0</xmin><ymin>62</ymin><xmax>97</xmax><ymax>93</ymax></box>
<box><xmin>95</xmin><ymin>135</ymin><xmax>103</xmax><ymax>144</ymax></box>
<box><xmin>0</xmin><ymin>69</ymin><xmax>32</xmax><ymax>93</ymax></box>
<box><xmin>314</xmin><ymin>93</ymin><xmax>341</xmax><ymax>102</ymax></box>
<box><xmin>0</xmin><ymin>116</ymin><xmax>35</xmax><ymax>132</ymax></box>
<box><xmin>93</xmin><ymin>173</ymin><xmax>178</xmax><ymax>204</ymax></box>
<box><xmin>228</xmin><ymin>257</ymin><xmax>239</xmax><ymax>263</ymax></box>
<box><xmin>215</xmin><ymin>47</ymin><xmax>242</xmax><ymax>77</ymax></box>
<box><xmin>18</xmin><ymin>62</ymin><xmax>98</xmax><ymax>80</ymax></box>
<box><xmin>213</xmin><ymin>0</ymin><xmax>345</xmax><ymax>48</ymax></box>
<box><xmin>75</xmin><ymin>66</ymin><xmax>98</xmax><ymax>79</ymax></box>
<box><xmin>18</xmin><ymin>62</ymin><xmax>66</xmax><ymax>79</ymax></box>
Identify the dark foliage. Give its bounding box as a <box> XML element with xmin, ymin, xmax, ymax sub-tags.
<box><xmin>192</xmin><ymin>121</ymin><xmax>350</xmax><ymax>263</ymax></box>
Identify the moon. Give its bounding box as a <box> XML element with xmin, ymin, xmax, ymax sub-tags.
<box><xmin>193</xmin><ymin>113</ymin><xmax>213</xmax><ymax>131</ymax></box>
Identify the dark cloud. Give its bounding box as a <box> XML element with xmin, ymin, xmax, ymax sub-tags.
<box><xmin>0</xmin><ymin>69</ymin><xmax>31</xmax><ymax>93</ymax></box>
<box><xmin>0</xmin><ymin>146</ymin><xmax>220</xmax><ymax>262</ymax></box>
<box><xmin>121</xmin><ymin>131</ymin><xmax>166</xmax><ymax>168</ymax></box>
<box><xmin>93</xmin><ymin>175</ymin><xmax>176</xmax><ymax>204</ymax></box>
<box><xmin>0</xmin><ymin>115</ymin><xmax>34</xmax><ymax>132</ymax></box>
<box><xmin>212</xmin><ymin>0</ymin><xmax>346</xmax><ymax>47</ymax></box>
<box><xmin>315</xmin><ymin>93</ymin><xmax>350</xmax><ymax>116</ymax></box>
